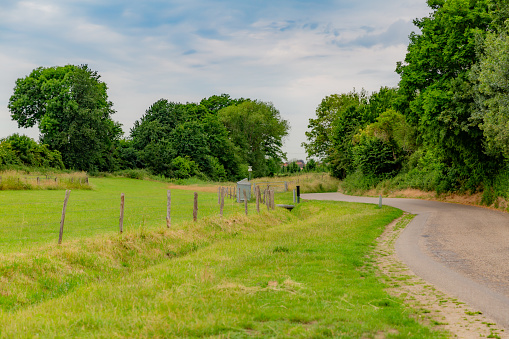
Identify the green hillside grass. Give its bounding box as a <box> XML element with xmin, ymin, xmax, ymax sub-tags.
<box><xmin>0</xmin><ymin>183</ymin><xmax>447</xmax><ymax>337</ymax></box>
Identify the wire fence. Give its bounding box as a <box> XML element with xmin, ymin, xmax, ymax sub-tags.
<box><xmin>0</xmin><ymin>186</ymin><xmax>265</xmax><ymax>253</ymax></box>
<box><xmin>251</xmin><ymin>180</ymin><xmax>302</xmax><ymax>193</ymax></box>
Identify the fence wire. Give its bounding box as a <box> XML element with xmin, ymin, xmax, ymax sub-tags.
<box><xmin>0</xmin><ymin>187</ymin><xmax>246</xmax><ymax>253</ymax></box>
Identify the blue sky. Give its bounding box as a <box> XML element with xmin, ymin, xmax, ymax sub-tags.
<box><xmin>0</xmin><ymin>0</ymin><xmax>431</xmax><ymax>161</ymax></box>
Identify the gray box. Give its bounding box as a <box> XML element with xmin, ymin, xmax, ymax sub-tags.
<box><xmin>237</xmin><ymin>178</ymin><xmax>251</xmax><ymax>203</ymax></box>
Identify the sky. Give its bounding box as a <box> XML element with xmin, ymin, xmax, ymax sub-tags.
<box><xmin>0</xmin><ymin>0</ymin><xmax>431</xmax><ymax>161</ymax></box>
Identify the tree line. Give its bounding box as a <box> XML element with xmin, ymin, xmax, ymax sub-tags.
<box><xmin>5</xmin><ymin>65</ymin><xmax>289</xmax><ymax>181</ymax></box>
<box><xmin>304</xmin><ymin>0</ymin><xmax>509</xmax><ymax>197</ymax></box>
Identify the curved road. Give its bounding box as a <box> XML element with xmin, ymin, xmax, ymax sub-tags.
<box><xmin>302</xmin><ymin>193</ymin><xmax>509</xmax><ymax>329</ymax></box>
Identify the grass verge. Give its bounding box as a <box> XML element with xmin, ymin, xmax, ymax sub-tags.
<box><xmin>0</xmin><ymin>200</ymin><xmax>447</xmax><ymax>338</ymax></box>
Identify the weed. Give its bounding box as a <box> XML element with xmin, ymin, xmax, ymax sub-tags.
<box><xmin>273</xmin><ymin>246</ymin><xmax>290</xmax><ymax>253</ymax></box>
<box><xmin>466</xmin><ymin>311</ymin><xmax>483</xmax><ymax>316</ymax></box>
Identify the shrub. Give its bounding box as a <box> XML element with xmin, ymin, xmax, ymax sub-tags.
<box><xmin>170</xmin><ymin>156</ymin><xmax>200</xmax><ymax>179</ymax></box>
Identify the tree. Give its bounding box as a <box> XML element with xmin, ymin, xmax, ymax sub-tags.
<box><xmin>303</xmin><ymin>88</ymin><xmax>402</xmax><ymax>179</ymax></box>
<box><xmin>473</xmin><ymin>24</ymin><xmax>509</xmax><ymax>158</ymax></box>
<box><xmin>0</xmin><ymin>134</ymin><xmax>64</xmax><ymax>169</ymax></box>
<box><xmin>351</xmin><ymin>110</ymin><xmax>414</xmax><ymax>181</ymax></box>
<box><xmin>130</xmin><ymin>97</ymin><xmax>242</xmax><ymax>180</ymax></box>
<box><xmin>8</xmin><ymin>65</ymin><xmax>122</xmax><ymax>172</ymax></box>
<box><xmin>218</xmin><ymin>100</ymin><xmax>290</xmax><ymax>178</ymax></box>
<box><xmin>311</xmin><ymin>90</ymin><xmax>370</xmax><ymax>178</ymax></box>
<box><xmin>302</xmin><ymin>92</ymin><xmax>363</xmax><ymax>161</ymax></box>
<box><xmin>396</xmin><ymin>0</ymin><xmax>499</xmax><ymax>190</ymax></box>
<box><xmin>199</xmin><ymin>94</ymin><xmax>246</xmax><ymax>115</ymax></box>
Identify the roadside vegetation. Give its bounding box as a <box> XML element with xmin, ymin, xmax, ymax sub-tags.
<box><xmin>0</xmin><ymin>177</ymin><xmax>447</xmax><ymax>337</ymax></box>
<box><xmin>252</xmin><ymin>172</ymin><xmax>339</xmax><ymax>194</ymax></box>
<box><xmin>303</xmin><ymin>1</ymin><xmax>509</xmax><ymax>207</ymax></box>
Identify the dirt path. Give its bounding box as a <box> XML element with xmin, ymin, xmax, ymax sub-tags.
<box><xmin>303</xmin><ymin>192</ymin><xmax>509</xmax><ymax>337</ymax></box>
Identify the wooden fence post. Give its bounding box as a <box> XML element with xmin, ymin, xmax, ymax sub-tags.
<box><xmin>37</xmin><ymin>177</ymin><xmax>40</xmax><ymax>185</ymax></box>
<box><xmin>244</xmin><ymin>191</ymin><xmax>248</xmax><ymax>216</ymax></box>
<box><xmin>166</xmin><ymin>190</ymin><xmax>171</xmax><ymax>228</ymax></box>
<box><xmin>271</xmin><ymin>190</ymin><xmax>275</xmax><ymax>210</ymax></box>
<box><xmin>193</xmin><ymin>192</ymin><xmax>198</xmax><ymax>222</ymax></box>
<box><xmin>220</xmin><ymin>188</ymin><xmax>225</xmax><ymax>216</ymax></box>
<box><xmin>58</xmin><ymin>190</ymin><xmax>71</xmax><ymax>244</ymax></box>
<box><xmin>256</xmin><ymin>186</ymin><xmax>260</xmax><ymax>213</ymax></box>
<box><xmin>119</xmin><ymin>193</ymin><xmax>125</xmax><ymax>234</ymax></box>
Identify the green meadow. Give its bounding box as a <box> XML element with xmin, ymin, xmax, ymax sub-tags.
<box><xmin>0</xmin><ymin>178</ymin><xmax>242</xmax><ymax>253</ymax></box>
<box><xmin>0</xmin><ymin>178</ymin><xmax>447</xmax><ymax>338</ymax></box>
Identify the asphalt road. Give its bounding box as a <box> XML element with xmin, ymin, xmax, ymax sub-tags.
<box><xmin>302</xmin><ymin>192</ymin><xmax>509</xmax><ymax>330</ymax></box>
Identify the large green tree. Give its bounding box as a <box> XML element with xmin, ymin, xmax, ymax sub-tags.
<box><xmin>130</xmin><ymin>98</ymin><xmax>242</xmax><ymax>180</ymax></box>
<box><xmin>218</xmin><ymin>100</ymin><xmax>289</xmax><ymax>178</ymax></box>
<box><xmin>303</xmin><ymin>88</ymin><xmax>398</xmax><ymax>179</ymax></box>
<box><xmin>472</xmin><ymin>18</ymin><xmax>509</xmax><ymax>158</ymax></box>
<box><xmin>8</xmin><ymin>65</ymin><xmax>122</xmax><ymax>172</ymax></box>
<box><xmin>199</xmin><ymin>94</ymin><xmax>246</xmax><ymax>115</ymax></box>
<box><xmin>396</xmin><ymin>0</ymin><xmax>500</xmax><ymax>190</ymax></box>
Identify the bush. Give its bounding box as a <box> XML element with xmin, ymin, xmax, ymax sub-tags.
<box><xmin>170</xmin><ymin>156</ymin><xmax>200</xmax><ymax>179</ymax></box>
<box><xmin>341</xmin><ymin>170</ymin><xmax>380</xmax><ymax>194</ymax></box>
<box><xmin>204</xmin><ymin>155</ymin><xmax>227</xmax><ymax>182</ymax></box>
<box><xmin>352</xmin><ymin>137</ymin><xmax>402</xmax><ymax>180</ymax></box>
<box><xmin>0</xmin><ymin>143</ymin><xmax>20</xmax><ymax>166</ymax></box>
<box><xmin>114</xmin><ymin>169</ymin><xmax>151</xmax><ymax>180</ymax></box>
<box><xmin>0</xmin><ymin>134</ymin><xmax>64</xmax><ymax>169</ymax></box>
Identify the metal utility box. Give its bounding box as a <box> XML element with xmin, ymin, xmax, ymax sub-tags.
<box><xmin>237</xmin><ymin>179</ymin><xmax>252</xmax><ymax>203</ymax></box>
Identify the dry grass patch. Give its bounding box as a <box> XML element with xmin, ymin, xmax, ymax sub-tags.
<box><xmin>0</xmin><ymin>170</ymin><xmax>90</xmax><ymax>190</ymax></box>
<box><xmin>166</xmin><ymin>183</ymin><xmax>232</xmax><ymax>193</ymax></box>
<box><xmin>253</xmin><ymin>173</ymin><xmax>339</xmax><ymax>193</ymax></box>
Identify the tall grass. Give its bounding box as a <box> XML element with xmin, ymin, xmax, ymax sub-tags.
<box><xmin>253</xmin><ymin>172</ymin><xmax>339</xmax><ymax>193</ymax></box>
<box><xmin>0</xmin><ymin>170</ymin><xmax>90</xmax><ymax>191</ymax></box>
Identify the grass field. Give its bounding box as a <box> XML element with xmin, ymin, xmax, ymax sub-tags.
<box><xmin>0</xmin><ymin>170</ymin><xmax>91</xmax><ymax>191</ymax></box>
<box><xmin>0</xmin><ymin>177</ymin><xmax>244</xmax><ymax>253</ymax></box>
<box><xmin>0</xmin><ymin>177</ymin><xmax>448</xmax><ymax>338</ymax></box>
